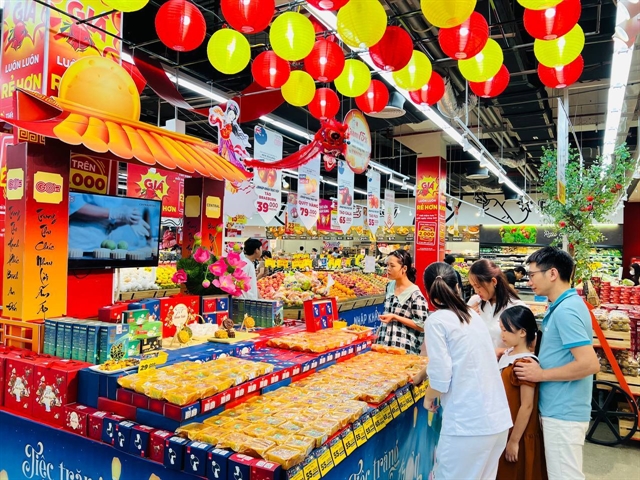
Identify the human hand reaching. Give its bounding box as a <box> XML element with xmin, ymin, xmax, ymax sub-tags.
<box><xmin>130</xmin><ymin>219</ymin><xmax>151</xmax><ymax>238</ymax></box>
<box><xmin>109</xmin><ymin>206</ymin><xmax>141</xmax><ymax>225</ymax></box>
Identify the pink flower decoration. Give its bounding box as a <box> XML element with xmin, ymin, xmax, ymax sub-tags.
<box><xmin>193</xmin><ymin>247</ymin><xmax>211</xmax><ymax>264</ymax></box>
<box><xmin>172</xmin><ymin>269</ymin><xmax>187</xmax><ymax>284</ymax></box>
<box><xmin>202</xmin><ymin>279</ymin><xmax>211</xmax><ymax>288</ymax></box>
<box><xmin>208</xmin><ymin>258</ymin><xmax>228</xmax><ymax>277</ymax></box>
<box><xmin>232</xmin><ymin>267</ymin><xmax>251</xmax><ymax>285</ymax></box>
<box><xmin>226</xmin><ymin>252</ymin><xmax>247</xmax><ymax>269</ymax></box>
<box><xmin>213</xmin><ymin>274</ymin><xmax>238</xmax><ymax>296</ymax></box>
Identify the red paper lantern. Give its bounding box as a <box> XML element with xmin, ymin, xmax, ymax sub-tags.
<box><xmin>355</xmin><ymin>80</ymin><xmax>389</xmax><ymax>114</ymax></box>
<box><xmin>310</xmin><ymin>16</ymin><xmax>337</xmax><ymax>42</ymax></box>
<box><xmin>251</xmin><ymin>51</ymin><xmax>291</xmax><ymax>89</ymax></box>
<box><xmin>369</xmin><ymin>26</ymin><xmax>414</xmax><ymax>72</ymax></box>
<box><xmin>524</xmin><ymin>0</ymin><xmax>581</xmax><ymax>40</ymax></box>
<box><xmin>304</xmin><ymin>39</ymin><xmax>345</xmax><ymax>82</ymax></box>
<box><xmin>408</xmin><ymin>72</ymin><xmax>445</xmax><ymax>106</ymax></box>
<box><xmin>468</xmin><ymin>65</ymin><xmax>510</xmax><ymax>98</ymax></box>
<box><xmin>155</xmin><ymin>0</ymin><xmax>206</xmax><ymax>52</ymax></box>
<box><xmin>307</xmin><ymin>0</ymin><xmax>350</xmax><ymax>10</ymax></box>
<box><xmin>538</xmin><ymin>55</ymin><xmax>583</xmax><ymax>88</ymax></box>
<box><xmin>220</xmin><ymin>0</ymin><xmax>275</xmax><ymax>34</ymax></box>
<box><xmin>438</xmin><ymin>12</ymin><xmax>489</xmax><ymax>60</ymax></box>
<box><xmin>308</xmin><ymin>88</ymin><xmax>341</xmax><ymax>120</ymax></box>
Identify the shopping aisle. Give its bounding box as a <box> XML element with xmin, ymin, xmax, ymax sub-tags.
<box><xmin>584</xmin><ymin>442</ymin><xmax>640</xmax><ymax>479</ymax></box>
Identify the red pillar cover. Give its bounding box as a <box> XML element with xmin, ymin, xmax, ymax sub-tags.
<box><xmin>414</xmin><ymin>156</ymin><xmax>447</xmax><ymax>296</ymax></box>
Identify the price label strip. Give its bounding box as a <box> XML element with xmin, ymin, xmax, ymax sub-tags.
<box><xmin>288</xmin><ymin>467</ymin><xmax>304</xmax><ymax>480</ymax></box>
<box><xmin>398</xmin><ymin>390</ymin><xmax>415</xmax><ymax>412</ymax></box>
<box><xmin>302</xmin><ymin>457</ymin><xmax>321</xmax><ymax>480</ymax></box>
<box><xmin>389</xmin><ymin>398</ymin><xmax>401</xmax><ymax>419</ymax></box>
<box><xmin>137</xmin><ymin>351</ymin><xmax>168</xmax><ymax>375</ymax></box>
<box><xmin>329</xmin><ymin>437</ymin><xmax>347</xmax><ymax>467</ymax></box>
<box><xmin>413</xmin><ymin>381</ymin><xmax>428</xmax><ymax>400</ymax></box>
<box><xmin>374</xmin><ymin>407</ymin><xmax>387</xmax><ymax>431</ymax></box>
<box><xmin>381</xmin><ymin>404</ymin><xmax>392</xmax><ymax>426</ymax></box>
<box><xmin>316</xmin><ymin>446</ymin><xmax>334</xmax><ymax>477</ymax></box>
<box><xmin>342</xmin><ymin>429</ymin><xmax>358</xmax><ymax>455</ymax></box>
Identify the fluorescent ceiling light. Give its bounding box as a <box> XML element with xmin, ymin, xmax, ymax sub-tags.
<box><xmin>354</xmin><ymin>188</ymin><xmax>368</xmax><ymax>195</ymax></box>
<box><xmin>166</xmin><ymin>72</ymin><xmax>228</xmax><ymax>103</ymax></box>
<box><xmin>388</xmin><ymin>177</ymin><xmax>405</xmax><ymax>187</ymax></box>
<box><xmin>323</xmin><ymin>179</ymin><xmax>339</xmax><ymax>187</ymax></box>
<box><xmin>603</xmin><ymin>4</ymin><xmax>636</xmax><ymax>163</ymax></box>
<box><xmin>259</xmin><ymin>116</ymin><xmax>313</xmax><ymax>140</ymax></box>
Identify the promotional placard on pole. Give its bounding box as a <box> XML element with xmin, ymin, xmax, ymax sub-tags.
<box><xmin>253</xmin><ymin>126</ymin><xmax>283</xmax><ymax>223</ymax></box>
<box><xmin>337</xmin><ymin>160</ymin><xmax>354</xmax><ymax>234</ymax></box>
<box><xmin>367</xmin><ymin>171</ymin><xmax>381</xmax><ymax>232</ymax></box>
<box><xmin>297</xmin><ymin>153</ymin><xmax>321</xmax><ymax>230</ymax></box>
<box><xmin>384</xmin><ymin>189</ymin><xmax>395</xmax><ymax>228</ymax></box>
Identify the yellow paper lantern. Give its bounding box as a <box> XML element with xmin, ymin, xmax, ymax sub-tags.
<box><xmin>458</xmin><ymin>38</ymin><xmax>503</xmax><ymax>82</ymax></box>
<box><xmin>517</xmin><ymin>0</ymin><xmax>562</xmax><ymax>10</ymax></box>
<box><xmin>104</xmin><ymin>0</ymin><xmax>149</xmax><ymax>12</ymax></box>
<box><xmin>207</xmin><ymin>29</ymin><xmax>251</xmax><ymax>75</ymax></box>
<box><xmin>336</xmin><ymin>0</ymin><xmax>387</xmax><ymax>49</ymax></box>
<box><xmin>392</xmin><ymin>51</ymin><xmax>432</xmax><ymax>91</ymax></box>
<box><xmin>534</xmin><ymin>24</ymin><xmax>585</xmax><ymax>68</ymax></box>
<box><xmin>282</xmin><ymin>71</ymin><xmax>316</xmax><ymax>107</ymax></box>
<box><xmin>269</xmin><ymin>12</ymin><xmax>315</xmax><ymax>62</ymax></box>
<box><xmin>421</xmin><ymin>0</ymin><xmax>476</xmax><ymax>28</ymax></box>
<box><xmin>334</xmin><ymin>59</ymin><xmax>371</xmax><ymax>97</ymax></box>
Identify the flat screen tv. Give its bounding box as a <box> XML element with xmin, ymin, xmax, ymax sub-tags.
<box><xmin>68</xmin><ymin>192</ymin><xmax>162</xmax><ymax>270</ymax></box>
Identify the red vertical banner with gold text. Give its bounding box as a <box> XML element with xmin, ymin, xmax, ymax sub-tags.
<box><xmin>3</xmin><ymin>141</ymin><xmax>69</xmax><ymax>320</ymax></box>
<box><xmin>126</xmin><ymin>164</ymin><xmax>186</xmax><ymax>219</ymax></box>
<box><xmin>46</xmin><ymin>0</ymin><xmax>122</xmax><ymax>98</ymax></box>
<box><xmin>414</xmin><ymin>156</ymin><xmax>447</xmax><ymax>295</ymax></box>
<box><xmin>0</xmin><ymin>0</ymin><xmax>49</xmax><ymax>118</ymax></box>
<box><xmin>182</xmin><ymin>178</ymin><xmax>225</xmax><ymax>260</ymax></box>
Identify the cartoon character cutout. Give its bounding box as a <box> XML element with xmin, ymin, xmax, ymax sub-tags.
<box><xmin>68</xmin><ymin>411</ymin><xmax>80</xmax><ymax>431</ymax></box>
<box><xmin>38</xmin><ymin>385</ymin><xmax>60</xmax><ymax>412</ymax></box>
<box><xmin>208</xmin><ymin>101</ymin><xmax>251</xmax><ymax>172</ymax></box>
<box><xmin>10</xmin><ymin>376</ymin><xmax>27</xmax><ymax>402</ymax></box>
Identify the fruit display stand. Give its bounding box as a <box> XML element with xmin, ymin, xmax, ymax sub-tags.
<box><xmin>586</xmin><ymin>302</ymin><xmax>640</xmax><ymax>445</ymax></box>
<box><xmin>0</xmin><ymin>326</ymin><xmax>441</xmax><ymax>480</ymax></box>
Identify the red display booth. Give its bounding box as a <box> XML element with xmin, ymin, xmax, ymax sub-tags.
<box><xmin>0</xmin><ymin>58</ymin><xmax>249</xmax><ymax>349</ymax></box>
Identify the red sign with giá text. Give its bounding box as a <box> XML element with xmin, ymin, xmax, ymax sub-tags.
<box><xmin>414</xmin><ymin>156</ymin><xmax>447</xmax><ymax>295</ymax></box>
<box><xmin>126</xmin><ymin>164</ymin><xmax>186</xmax><ymax>219</ymax></box>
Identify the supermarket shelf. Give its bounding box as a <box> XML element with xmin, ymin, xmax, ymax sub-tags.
<box><xmin>593</xmin><ymin>329</ymin><xmax>631</xmax><ymax>350</ymax></box>
<box><xmin>118</xmin><ymin>288</ymin><xmax>181</xmax><ymax>301</ymax></box>
<box><xmin>596</xmin><ymin>372</ymin><xmax>640</xmax><ymax>396</ymax></box>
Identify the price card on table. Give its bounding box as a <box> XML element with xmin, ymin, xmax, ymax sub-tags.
<box><xmin>412</xmin><ymin>381</ymin><xmax>427</xmax><ymax>400</ymax></box>
<box><xmin>298</xmin><ymin>153</ymin><xmax>321</xmax><ymax>230</ymax></box>
<box><xmin>363</xmin><ymin>416</ymin><xmax>377</xmax><ymax>438</ymax></box>
<box><xmin>342</xmin><ymin>429</ymin><xmax>358</xmax><ymax>455</ymax></box>
<box><xmin>329</xmin><ymin>437</ymin><xmax>347</xmax><ymax>466</ymax></box>
<box><xmin>373</xmin><ymin>407</ymin><xmax>387</xmax><ymax>431</ymax></box>
<box><xmin>381</xmin><ymin>404</ymin><xmax>392</xmax><ymax>426</ymax></box>
<box><xmin>277</xmin><ymin>259</ymin><xmax>290</xmax><ymax>269</ymax></box>
<box><xmin>398</xmin><ymin>390</ymin><xmax>415</xmax><ymax>412</ymax></box>
<box><xmin>265</xmin><ymin>258</ymin><xmax>276</xmax><ymax>268</ymax></box>
<box><xmin>138</xmin><ymin>351</ymin><xmax>168</xmax><ymax>375</ymax></box>
<box><xmin>287</xmin><ymin>467</ymin><xmax>304</xmax><ymax>480</ymax></box>
<box><xmin>315</xmin><ymin>446</ymin><xmax>334</xmax><ymax>476</ymax></box>
<box><xmin>389</xmin><ymin>398</ymin><xmax>401</xmax><ymax>418</ymax></box>
<box><xmin>353</xmin><ymin>422</ymin><xmax>368</xmax><ymax>447</ymax></box>
<box><xmin>302</xmin><ymin>457</ymin><xmax>321</xmax><ymax>480</ymax></box>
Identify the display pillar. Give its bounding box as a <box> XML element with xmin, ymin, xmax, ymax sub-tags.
<box><xmin>414</xmin><ymin>156</ymin><xmax>447</xmax><ymax>295</ymax></box>
<box><xmin>3</xmin><ymin>140</ymin><xmax>70</xmax><ymax>320</ymax></box>
<box><xmin>182</xmin><ymin>178</ymin><xmax>225</xmax><ymax>258</ymax></box>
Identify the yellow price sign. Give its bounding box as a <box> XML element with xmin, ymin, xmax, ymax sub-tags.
<box><xmin>277</xmin><ymin>259</ymin><xmax>290</xmax><ymax>269</ymax></box>
<box><xmin>389</xmin><ymin>398</ymin><xmax>401</xmax><ymax>418</ymax></box>
<box><xmin>316</xmin><ymin>447</ymin><xmax>334</xmax><ymax>477</ymax></box>
<box><xmin>353</xmin><ymin>424</ymin><xmax>368</xmax><ymax>447</ymax></box>
<box><xmin>265</xmin><ymin>258</ymin><xmax>276</xmax><ymax>268</ymax></box>
<box><xmin>380</xmin><ymin>405</ymin><xmax>392</xmax><ymax>426</ymax></box>
<box><xmin>138</xmin><ymin>351</ymin><xmax>168</xmax><ymax>375</ymax></box>
<box><xmin>412</xmin><ymin>381</ymin><xmax>427</xmax><ymax>400</ymax></box>
<box><xmin>373</xmin><ymin>409</ymin><xmax>387</xmax><ymax>431</ymax></box>
<box><xmin>329</xmin><ymin>439</ymin><xmax>347</xmax><ymax>466</ymax></box>
<box><xmin>363</xmin><ymin>417</ymin><xmax>377</xmax><ymax>438</ymax></box>
<box><xmin>342</xmin><ymin>430</ymin><xmax>358</xmax><ymax>455</ymax></box>
<box><xmin>302</xmin><ymin>259</ymin><xmax>313</xmax><ymax>269</ymax></box>
<box><xmin>302</xmin><ymin>458</ymin><xmax>321</xmax><ymax>480</ymax></box>
<box><xmin>288</xmin><ymin>469</ymin><xmax>304</xmax><ymax>480</ymax></box>
<box><xmin>398</xmin><ymin>391</ymin><xmax>415</xmax><ymax>412</ymax></box>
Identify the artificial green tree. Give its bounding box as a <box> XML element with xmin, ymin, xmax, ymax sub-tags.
<box><xmin>538</xmin><ymin>144</ymin><xmax>635</xmax><ymax>283</ymax></box>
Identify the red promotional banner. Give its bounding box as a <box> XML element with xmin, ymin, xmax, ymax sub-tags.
<box><xmin>0</xmin><ymin>0</ymin><xmax>48</xmax><ymax>118</ymax></box>
<box><xmin>318</xmin><ymin>199</ymin><xmax>335</xmax><ymax>232</ymax></box>
<box><xmin>45</xmin><ymin>0</ymin><xmax>122</xmax><ymax>98</ymax></box>
<box><xmin>414</xmin><ymin>156</ymin><xmax>447</xmax><ymax>294</ymax></box>
<box><xmin>0</xmin><ymin>133</ymin><xmax>15</xmax><ymax>300</ymax></box>
<box><xmin>69</xmin><ymin>152</ymin><xmax>117</xmax><ymax>195</ymax></box>
<box><xmin>126</xmin><ymin>164</ymin><xmax>186</xmax><ymax>219</ymax></box>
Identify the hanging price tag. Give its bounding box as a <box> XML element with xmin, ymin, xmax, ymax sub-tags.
<box><xmin>316</xmin><ymin>446</ymin><xmax>334</xmax><ymax>477</ymax></box>
<box><xmin>277</xmin><ymin>259</ymin><xmax>290</xmax><ymax>269</ymax></box>
<box><xmin>302</xmin><ymin>457</ymin><xmax>321</xmax><ymax>480</ymax></box>
<box><xmin>363</xmin><ymin>416</ymin><xmax>377</xmax><ymax>438</ymax></box>
<box><xmin>265</xmin><ymin>258</ymin><xmax>276</xmax><ymax>268</ymax></box>
<box><xmin>342</xmin><ymin>430</ymin><xmax>358</xmax><ymax>455</ymax></box>
<box><xmin>329</xmin><ymin>438</ymin><xmax>347</xmax><ymax>466</ymax></box>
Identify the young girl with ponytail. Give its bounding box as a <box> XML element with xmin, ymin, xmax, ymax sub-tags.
<box><xmin>416</xmin><ymin>262</ymin><xmax>512</xmax><ymax>480</ymax></box>
<box><xmin>497</xmin><ymin>306</ymin><xmax>547</xmax><ymax>480</ymax></box>
<box><xmin>376</xmin><ymin>250</ymin><xmax>427</xmax><ymax>355</ymax></box>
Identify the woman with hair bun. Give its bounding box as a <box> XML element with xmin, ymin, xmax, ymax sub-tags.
<box><xmin>376</xmin><ymin>250</ymin><xmax>427</xmax><ymax>355</ymax></box>
<box><xmin>415</xmin><ymin>262</ymin><xmax>512</xmax><ymax>480</ymax></box>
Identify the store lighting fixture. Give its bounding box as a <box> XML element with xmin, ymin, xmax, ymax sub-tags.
<box><xmin>388</xmin><ymin>176</ymin><xmax>405</xmax><ymax>187</ymax></box>
<box><xmin>603</xmin><ymin>3</ymin><xmax>636</xmax><ymax>163</ymax></box>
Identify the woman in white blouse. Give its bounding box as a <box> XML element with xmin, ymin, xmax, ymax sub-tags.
<box><xmin>468</xmin><ymin>259</ymin><xmax>527</xmax><ymax>354</ymax></box>
<box><xmin>419</xmin><ymin>262</ymin><xmax>512</xmax><ymax>480</ymax></box>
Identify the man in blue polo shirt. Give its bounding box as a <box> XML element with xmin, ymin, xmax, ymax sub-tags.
<box><xmin>515</xmin><ymin>247</ymin><xmax>600</xmax><ymax>480</ymax></box>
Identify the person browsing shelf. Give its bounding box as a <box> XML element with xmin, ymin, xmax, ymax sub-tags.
<box><xmin>239</xmin><ymin>238</ymin><xmax>262</xmax><ymax>300</ymax></box>
<box><xmin>376</xmin><ymin>250</ymin><xmax>427</xmax><ymax>355</ymax></box>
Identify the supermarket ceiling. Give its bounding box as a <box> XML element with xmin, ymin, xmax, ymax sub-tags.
<box><xmin>44</xmin><ymin>0</ymin><xmax>640</xmax><ymax>198</ymax></box>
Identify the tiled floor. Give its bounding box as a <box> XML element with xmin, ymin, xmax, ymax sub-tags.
<box><xmin>584</xmin><ymin>441</ymin><xmax>640</xmax><ymax>479</ymax></box>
